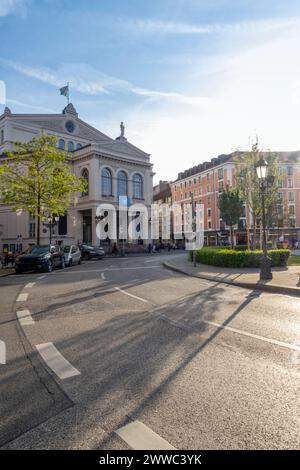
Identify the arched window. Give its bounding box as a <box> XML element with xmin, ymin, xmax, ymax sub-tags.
<box><xmin>81</xmin><ymin>168</ymin><xmax>89</xmax><ymax>196</ymax></box>
<box><xmin>117</xmin><ymin>171</ymin><xmax>127</xmax><ymax>197</ymax></box>
<box><xmin>76</xmin><ymin>143</ymin><xmax>82</xmax><ymax>150</ymax></box>
<box><xmin>68</xmin><ymin>141</ymin><xmax>74</xmax><ymax>152</ymax></box>
<box><xmin>101</xmin><ymin>168</ymin><xmax>112</xmax><ymax>196</ymax></box>
<box><xmin>58</xmin><ymin>138</ymin><xmax>65</xmax><ymax>150</ymax></box>
<box><xmin>133</xmin><ymin>173</ymin><xmax>143</xmax><ymax>199</ymax></box>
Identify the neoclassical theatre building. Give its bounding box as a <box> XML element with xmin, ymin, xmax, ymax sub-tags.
<box><xmin>0</xmin><ymin>104</ymin><xmax>154</xmax><ymax>252</ymax></box>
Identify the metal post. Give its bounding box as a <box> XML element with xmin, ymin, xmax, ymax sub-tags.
<box><xmin>260</xmin><ymin>182</ymin><xmax>272</xmax><ymax>280</ymax></box>
<box><xmin>49</xmin><ymin>220</ymin><xmax>52</xmax><ymax>245</ymax></box>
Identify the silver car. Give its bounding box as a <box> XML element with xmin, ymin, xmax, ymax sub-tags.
<box><xmin>63</xmin><ymin>245</ymin><xmax>81</xmax><ymax>267</ymax></box>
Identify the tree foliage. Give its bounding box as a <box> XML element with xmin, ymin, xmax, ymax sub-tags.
<box><xmin>0</xmin><ymin>134</ymin><xmax>86</xmax><ymax>244</ymax></box>
<box><xmin>219</xmin><ymin>186</ymin><xmax>244</xmax><ymax>248</ymax></box>
<box><xmin>234</xmin><ymin>139</ymin><xmax>279</xmax><ymax>248</ymax></box>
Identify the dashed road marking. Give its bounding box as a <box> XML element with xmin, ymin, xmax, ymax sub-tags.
<box><xmin>101</xmin><ymin>272</ymin><xmax>106</xmax><ymax>280</ymax></box>
<box><xmin>16</xmin><ymin>293</ymin><xmax>28</xmax><ymax>302</ymax></box>
<box><xmin>17</xmin><ymin>309</ymin><xmax>34</xmax><ymax>326</ymax></box>
<box><xmin>114</xmin><ymin>287</ymin><xmax>148</xmax><ymax>303</ymax></box>
<box><xmin>24</xmin><ymin>282</ymin><xmax>35</xmax><ymax>289</ymax></box>
<box><xmin>36</xmin><ymin>343</ymin><xmax>80</xmax><ymax>380</ymax></box>
<box><xmin>37</xmin><ymin>275</ymin><xmax>46</xmax><ymax>280</ymax></box>
<box><xmin>116</xmin><ymin>420</ymin><xmax>175</xmax><ymax>450</ymax></box>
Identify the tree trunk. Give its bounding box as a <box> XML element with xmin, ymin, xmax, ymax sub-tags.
<box><xmin>36</xmin><ymin>216</ymin><xmax>40</xmax><ymax>245</ymax></box>
<box><xmin>230</xmin><ymin>225</ymin><xmax>234</xmax><ymax>249</ymax></box>
<box><xmin>259</xmin><ymin>222</ymin><xmax>263</xmax><ymax>251</ymax></box>
<box><xmin>36</xmin><ymin>192</ymin><xmax>41</xmax><ymax>245</ymax></box>
<box><xmin>253</xmin><ymin>219</ymin><xmax>256</xmax><ymax>250</ymax></box>
<box><xmin>247</xmin><ymin>223</ymin><xmax>250</xmax><ymax>251</ymax></box>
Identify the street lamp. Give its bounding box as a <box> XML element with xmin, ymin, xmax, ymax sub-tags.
<box><xmin>255</xmin><ymin>157</ymin><xmax>273</xmax><ymax>280</ymax></box>
<box><xmin>47</xmin><ymin>215</ymin><xmax>60</xmax><ymax>245</ymax></box>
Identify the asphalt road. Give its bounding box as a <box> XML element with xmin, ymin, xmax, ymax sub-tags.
<box><xmin>0</xmin><ymin>252</ymin><xmax>299</xmax><ymax>449</ymax></box>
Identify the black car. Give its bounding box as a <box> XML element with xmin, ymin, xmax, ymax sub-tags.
<box><xmin>80</xmin><ymin>244</ymin><xmax>105</xmax><ymax>260</ymax></box>
<box><xmin>15</xmin><ymin>245</ymin><xmax>65</xmax><ymax>273</ymax></box>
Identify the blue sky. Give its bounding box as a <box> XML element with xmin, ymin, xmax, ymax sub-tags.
<box><xmin>1</xmin><ymin>0</ymin><xmax>300</xmax><ymax>182</ymax></box>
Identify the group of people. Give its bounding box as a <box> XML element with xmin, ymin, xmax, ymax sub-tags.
<box><xmin>0</xmin><ymin>251</ymin><xmax>16</xmax><ymax>268</ymax></box>
<box><xmin>147</xmin><ymin>242</ymin><xmax>178</xmax><ymax>253</ymax></box>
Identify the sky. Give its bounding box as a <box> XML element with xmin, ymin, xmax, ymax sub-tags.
<box><xmin>1</xmin><ymin>0</ymin><xmax>300</xmax><ymax>183</ymax></box>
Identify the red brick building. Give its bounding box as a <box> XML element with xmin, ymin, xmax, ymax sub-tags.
<box><xmin>171</xmin><ymin>152</ymin><xmax>300</xmax><ymax>247</ymax></box>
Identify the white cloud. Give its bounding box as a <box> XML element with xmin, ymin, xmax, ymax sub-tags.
<box><xmin>127</xmin><ymin>16</ymin><xmax>300</xmax><ymax>36</ymax></box>
<box><xmin>117</xmin><ymin>26</ymin><xmax>300</xmax><ymax>183</ymax></box>
<box><xmin>0</xmin><ymin>58</ymin><xmax>208</xmax><ymax>106</ymax></box>
<box><xmin>2</xmin><ymin>15</ymin><xmax>300</xmax><ymax>183</ymax></box>
<box><xmin>0</xmin><ymin>0</ymin><xmax>29</xmax><ymax>17</ymax></box>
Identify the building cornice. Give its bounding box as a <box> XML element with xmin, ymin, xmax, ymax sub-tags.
<box><xmin>71</xmin><ymin>146</ymin><xmax>152</xmax><ymax>169</ymax></box>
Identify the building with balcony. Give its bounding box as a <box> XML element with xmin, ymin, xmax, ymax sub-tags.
<box><xmin>171</xmin><ymin>151</ymin><xmax>300</xmax><ymax>247</ymax></box>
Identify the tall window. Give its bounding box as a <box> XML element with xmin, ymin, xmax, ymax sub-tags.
<box><xmin>29</xmin><ymin>215</ymin><xmax>36</xmax><ymax>238</ymax></box>
<box><xmin>132</xmin><ymin>174</ymin><xmax>143</xmax><ymax>199</ymax></box>
<box><xmin>81</xmin><ymin>168</ymin><xmax>89</xmax><ymax>196</ymax></box>
<box><xmin>102</xmin><ymin>168</ymin><xmax>112</xmax><ymax>196</ymax></box>
<box><xmin>0</xmin><ymin>129</ymin><xmax>4</xmax><ymax>144</ymax></box>
<box><xmin>68</xmin><ymin>141</ymin><xmax>74</xmax><ymax>151</ymax></box>
<box><xmin>58</xmin><ymin>139</ymin><xmax>65</xmax><ymax>150</ymax></box>
<box><xmin>76</xmin><ymin>143</ymin><xmax>82</xmax><ymax>150</ymax></box>
<box><xmin>117</xmin><ymin>171</ymin><xmax>127</xmax><ymax>196</ymax></box>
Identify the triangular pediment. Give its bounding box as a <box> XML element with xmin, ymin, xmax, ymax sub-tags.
<box><xmin>10</xmin><ymin>114</ymin><xmax>112</xmax><ymax>143</ymax></box>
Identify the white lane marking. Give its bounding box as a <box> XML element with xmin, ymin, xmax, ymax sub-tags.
<box><xmin>111</xmin><ymin>266</ymin><xmax>161</xmax><ymax>271</ymax></box>
<box><xmin>24</xmin><ymin>282</ymin><xmax>35</xmax><ymax>289</ymax></box>
<box><xmin>36</xmin><ymin>343</ymin><xmax>80</xmax><ymax>380</ymax></box>
<box><xmin>202</xmin><ymin>320</ymin><xmax>300</xmax><ymax>352</ymax></box>
<box><xmin>37</xmin><ymin>275</ymin><xmax>46</xmax><ymax>280</ymax></box>
<box><xmin>116</xmin><ymin>420</ymin><xmax>175</xmax><ymax>450</ymax></box>
<box><xmin>101</xmin><ymin>272</ymin><xmax>106</xmax><ymax>280</ymax></box>
<box><xmin>114</xmin><ymin>287</ymin><xmax>148</xmax><ymax>303</ymax></box>
<box><xmin>16</xmin><ymin>293</ymin><xmax>28</xmax><ymax>302</ymax></box>
<box><xmin>160</xmin><ymin>315</ymin><xmax>300</xmax><ymax>353</ymax></box>
<box><xmin>50</xmin><ymin>266</ymin><xmax>161</xmax><ymax>274</ymax></box>
<box><xmin>17</xmin><ymin>309</ymin><xmax>34</xmax><ymax>326</ymax></box>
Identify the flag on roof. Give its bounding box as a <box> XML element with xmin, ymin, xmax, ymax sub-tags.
<box><xmin>60</xmin><ymin>85</ymin><xmax>69</xmax><ymax>97</ymax></box>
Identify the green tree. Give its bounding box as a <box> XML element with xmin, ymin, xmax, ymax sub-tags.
<box><xmin>219</xmin><ymin>186</ymin><xmax>244</xmax><ymax>248</ymax></box>
<box><xmin>234</xmin><ymin>139</ymin><xmax>279</xmax><ymax>249</ymax></box>
<box><xmin>0</xmin><ymin>134</ymin><xmax>86</xmax><ymax>244</ymax></box>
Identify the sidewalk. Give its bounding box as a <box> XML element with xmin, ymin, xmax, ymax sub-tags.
<box><xmin>164</xmin><ymin>254</ymin><xmax>300</xmax><ymax>296</ymax></box>
<box><xmin>0</xmin><ymin>268</ymin><xmax>15</xmax><ymax>277</ymax></box>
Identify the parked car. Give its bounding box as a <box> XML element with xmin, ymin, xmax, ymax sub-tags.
<box><xmin>80</xmin><ymin>244</ymin><xmax>105</xmax><ymax>260</ymax></box>
<box><xmin>63</xmin><ymin>245</ymin><xmax>81</xmax><ymax>267</ymax></box>
<box><xmin>15</xmin><ymin>245</ymin><xmax>65</xmax><ymax>273</ymax></box>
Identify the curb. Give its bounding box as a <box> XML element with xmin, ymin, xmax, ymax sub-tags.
<box><xmin>0</xmin><ymin>270</ymin><xmax>15</xmax><ymax>278</ymax></box>
<box><xmin>163</xmin><ymin>261</ymin><xmax>300</xmax><ymax>297</ymax></box>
